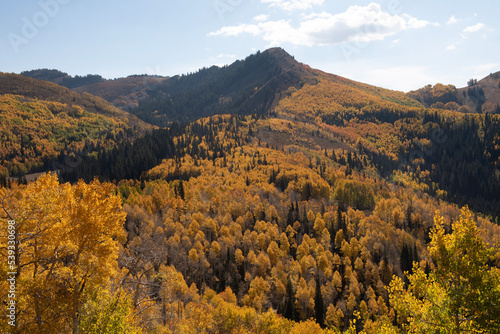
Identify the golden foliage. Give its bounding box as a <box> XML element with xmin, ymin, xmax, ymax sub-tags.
<box><xmin>0</xmin><ymin>173</ymin><xmax>127</xmax><ymax>333</ymax></box>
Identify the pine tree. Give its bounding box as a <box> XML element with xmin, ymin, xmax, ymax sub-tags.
<box><xmin>400</xmin><ymin>243</ymin><xmax>412</xmax><ymax>275</ymax></box>
<box><xmin>314</xmin><ymin>275</ymin><xmax>325</xmax><ymax>327</ymax></box>
<box><xmin>284</xmin><ymin>275</ymin><xmax>296</xmax><ymax>321</ymax></box>
<box><xmin>179</xmin><ymin>180</ymin><xmax>185</xmax><ymax>200</ymax></box>
<box><xmin>405</xmin><ymin>201</ymin><xmax>413</xmax><ymax>230</ymax></box>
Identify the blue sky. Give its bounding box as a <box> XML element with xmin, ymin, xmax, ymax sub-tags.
<box><xmin>1</xmin><ymin>0</ymin><xmax>499</xmax><ymax>92</ymax></box>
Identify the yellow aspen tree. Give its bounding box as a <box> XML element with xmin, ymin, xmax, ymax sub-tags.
<box><xmin>267</xmin><ymin>241</ymin><xmax>280</xmax><ymax>266</ymax></box>
<box><xmin>0</xmin><ymin>173</ymin><xmax>126</xmax><ymax>334</ymax></box>
<box><xmin>289</xmin><ymin>319</ymin><xmax>323</xmax><ymax>334</ymax></box>
<box><xmin>243</xmin><ymin>276</ymin><xmax>271</xmax><ymax>312</ymax></box>
<box><xmin>295</xmin><ymin>277</ymin><xmax>314</xmax><ymax>319</ymax></box>
<box><xmin>389</xmin><ymin>207</ymin><xmax>500</xmax><ymax>333</ymax></box>
<box><xmin>325</xmin><ymin>304</ymin><xmax>344</xmax><ymax>329</ymax></box>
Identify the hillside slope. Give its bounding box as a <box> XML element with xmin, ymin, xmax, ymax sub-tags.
<box><xmin>72</xmin><ymin>75</ymin><xmax>170</xmax><ymax>111</ymax></box>
<box><xmin>0</xmin><ymin>72</ymin><xmax>154</xmax><ymax>176</ymax></box>
<box><xmin>266</xmin><ymin>72</ymin><xmax>500</xmax><ymax>218</ymax></box>
<box><xmin>61</xmin><ymin>113</ymin><xmax>500</xmax><ymax>333</ymax></box>
<box><xmin>457</xmin><ymin>71</ymin><xmax>500</xmax><ymax>113</ymax></box>
<box><xmin>407</xmin><ymin>71</ymin><xmax>500</xmax><ymax>113</ymax></box>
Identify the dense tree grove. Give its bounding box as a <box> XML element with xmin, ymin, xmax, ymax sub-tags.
<box><xmin>3</xmin><ymin>118</ymin><xmax>499</xmax><ymax>332</ymax></box>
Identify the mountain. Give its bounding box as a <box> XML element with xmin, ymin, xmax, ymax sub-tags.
<box><xmin>25</xmin><ymin>48</ymin><xmax>496</xmax><ymax>219</ymax></box>
<box><xmin>56</xmin><ymin>49</ymin><xmax>500</xmax><ymax>221</ymax></box>
<box><xmin>0</xmin><ymin>72</ymin><xmax>153</xmax><ymax>176</ymax></box>
<box><xmin>21</xmin><ymin>49</ymin><xmax>420</xmax><ymax>126</ymax></box>
<box><xmin>128</xmin><ymin>48</ymin><xmax>422</xmax><ymax>126</ymax></box>
<box><xmin>126</xmin><ymin>48</ymin><xmax>321</xmax><ymax>126</ymax></box>
<box><xmin>11</xmin><ymin>49</ymin><xmax>500</xmax><ymax>218</ymax></box>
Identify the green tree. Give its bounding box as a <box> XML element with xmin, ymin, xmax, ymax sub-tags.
<box><xmin>332</xmin><ymin>179</ymin><xmax>375</xmax><ymax>210</ymax></box>
<box><xmin>389</xmin><ymin>207</ymin><xmax>500</xmax><ymax>333</ymax></box>
<box><xmin>79</xmin><ymin>287</ymin><xmax>142</xmax><ymax>334</ymax></box>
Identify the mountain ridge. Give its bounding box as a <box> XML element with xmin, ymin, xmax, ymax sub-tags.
<box><xmin>22</xmin><ymin>48</ymin><xmax>424</xmax><ymax>126</ymax></box>
<box><xmin>22</xmin><ymin>48</ymin><xmax>500</xmax><ymax>121</ymax></box>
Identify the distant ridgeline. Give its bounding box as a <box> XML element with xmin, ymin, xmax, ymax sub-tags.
<box><xmin>21</xmin><ymin>69</ymin><xmax>105</xmax><ymax>89</ymax></box>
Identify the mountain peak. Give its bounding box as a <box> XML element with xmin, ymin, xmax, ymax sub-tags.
<box><xmin>262</xmin><ymin>47</ymin><xmax>300</xmax><ymax>71</ymax></box>
<box><xmin>263</xmin><ymin>47</ymin><xmax>292</xmax><ymax>58</ymax></box>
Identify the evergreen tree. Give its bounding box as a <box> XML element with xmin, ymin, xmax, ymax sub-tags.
<box><xmin>179</xmin><ymin>180</ymin><xmax>185</xmax><ymax>200</ymax></box>
<box><xmin>284</xmin><ymin>275</ymin><xmax>296</xmax><ymax>321</ymax></box>
<box><xmin>314</xmin><ymin>275</ymin><xmax>325</xmax><ymax>327</ymax></box>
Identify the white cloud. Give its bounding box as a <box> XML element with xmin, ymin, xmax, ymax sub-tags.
<box><xmin>447</xmin><ymin>15</ymin><xmax>458</xmax><ymax>25</ymax></box>
<box><xmin>261</xmin><ymin>0</ymin><xmax>324</xmax><ymax>11</ymax></box>
<box><xmin>404</xmin><ymin>14</ymin><xmax>433</xmax><ymax>29</ymax></box>
<box><xmin>209</xmin><ymin>24</ymin><xmax>262</xmax><ymax>37</ymax></box>
<box><xmin>464</xmin><ymin>23</ymin><xmax>485</xmax><ymax>33</ymax></box>
<box><xmin>254</xmin><ymin>14</ymin><xmax>269</xmax><ymax>22</ymax></box>
<box><xmin>446</xmin><ymin>43</ymin><xmax>457</xmax><ymax>50</ymax></box>
<box><xmin>258</xmin><ymin>20</ymin><xmax>303</xmax><ymax>45</ymax></box>
<box><xmin>209</xmin><ymin>3</ymin><xmax>431</xmax><ymax>46</ymax></box>
<box><xmin>209</xmin><ymin>20</ymin><xmax>304</xmax><ymax>46</ymax></box>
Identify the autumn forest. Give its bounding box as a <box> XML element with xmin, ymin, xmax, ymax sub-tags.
<box><xmin>1</xmin><ymin>48</ymin><xmax>500</xmax><ymax>333</ymax></box>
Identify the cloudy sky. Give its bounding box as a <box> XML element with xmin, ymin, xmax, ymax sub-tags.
<box><xmin>1</xmin><ymin>0</ymin><xmax>499</xmax><ymax>91</ymax></box>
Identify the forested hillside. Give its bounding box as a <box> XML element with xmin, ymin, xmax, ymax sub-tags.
<box><xmin>407</xmin><ymin>71</ymin><xmax>500</xmax><ymax>114</ymax></box>
<box><xmin>21</xmin><ymin>69</ymin><xmax>105</xmax><ymax>89</ymax></box>
<box><xmin>128</xmin><ymin>48</ymin><xmax>319</xmax><ymax>126</ymax></box>
<box><xmin>21</xmin><ymin>69</ymin><xmax>171</xmax><ymax>112</ymax></box>
<box><xmin>72</xmin><ymin>75</ymin><xmax>170</xmax><ymax>112</ymax></box>
<box><xmin>1</xmin><ymin>49</ymin><xmax>500</xmax><ymax>333</ymax></box>
<box><xmin>63</xmin><ymin>65</ymin><xmax>500</xmax><ymax>219</ymax></box>
<box><xmin>0</xmin><ymin>72</ymin><xmax>153</xmax><ymax>177</ymax></box>
<box><xmin>269</xmin><ymin>76</ymin><xmax>500</xmax><ymax>219</ymax></box>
